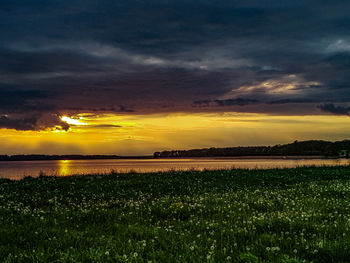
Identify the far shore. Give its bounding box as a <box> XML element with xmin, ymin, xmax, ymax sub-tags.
<box><xmin>0</xmin><ymin>155</ymin><xmax>343</xmax><ymax>162</ymax></box>
<box><xmin>157</xmin><ymin>155</ymin><xmax>340</xmax><ymax>160</ymax></box>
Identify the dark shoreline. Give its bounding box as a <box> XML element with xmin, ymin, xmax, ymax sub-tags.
<box><xmin>0</xmin><ymin>155</ymin><xmax>342</xmax><ymax>162</ymax></box>
<box><xmin>0</xmin><ymin>155</ymin><xmax>153</xmax><ymax>162</ymax></box>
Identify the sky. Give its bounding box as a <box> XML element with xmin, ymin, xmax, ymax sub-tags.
<box><xmin>1</xmin><ymin>0</ymin><xmax>350</xmax><ymax>155</ymax></box>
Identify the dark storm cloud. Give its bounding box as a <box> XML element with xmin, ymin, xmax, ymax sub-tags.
<box><xmin>318</xmin><ymin>103</ymin><xmax>350</xmax><ymax>116</ymax></box>
<box><xmin>0</xmin><ymin>114</ymin><xmax>69</xmax><ymax>131</ymax></box>
<box><xmin>267</xmin><ymin>99</ymin><xmax>314</xmax><ymax>105</ymax></box>
<box><xmin>0</xmin><ymin>87</ymin><xmax>54</xmax><ymax>112</ymax></box>
<box><xmin>215</xmin><ymin>98</ymin><xmax>260</xmax><ymax>106</ymax></box>
<box><xmin>0</xmin><ymin>115</ymin><xmax>37</xmax><ymax>130</ymax></box>
<box><xmin>118</xmin><ymin>106</ymin><xmax>134</xmax><ymax>113</ymax></box>
<box><xmin>1</xmin><ymin>0</ymin><xmax>350</xmax><ymax>130</ymax></box>
<box><xmin>193</xmin><ymin>100</ymin><xmax>212</xmax><ymax>107</ymax></box>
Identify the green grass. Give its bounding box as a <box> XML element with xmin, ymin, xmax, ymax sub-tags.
<box><xmin>2</xmin><ymin>166</ymin><xmax>350</xmax><ymax>262</ymax></box>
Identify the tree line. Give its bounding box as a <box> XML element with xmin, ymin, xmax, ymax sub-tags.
<box><xmin>154</xmin><ymin>140</ymin><xmax>350</xmax><ymax>158</ymax></box>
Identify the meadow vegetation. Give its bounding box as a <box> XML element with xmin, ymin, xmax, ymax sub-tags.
<box><xmin>1</xmin><ymin>166</ymin><xmax>350</xmax><ymax>262</ymax></box>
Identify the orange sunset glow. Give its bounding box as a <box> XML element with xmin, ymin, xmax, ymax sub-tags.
<box><xmin>1</xmin><ymin>113</ymin><xmax>349</xmax><ymax>155</ymax></box>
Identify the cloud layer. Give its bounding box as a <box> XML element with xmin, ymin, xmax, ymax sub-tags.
<box><xmin>1</xmin><ymin>0</ymin><xmax>350</xmax><ymax>130</ymax></box>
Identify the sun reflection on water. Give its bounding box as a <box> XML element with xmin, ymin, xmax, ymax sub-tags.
<box><xmin>58</xmin><ymin>160</ymin><xmax>71</xmax><ymax>176</ymax></box>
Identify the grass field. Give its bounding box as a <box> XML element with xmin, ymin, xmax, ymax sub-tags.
<box><xmin>1</xmin><ymin>166</ymin><xmax>350</xmax><ymax>262</ymax></box>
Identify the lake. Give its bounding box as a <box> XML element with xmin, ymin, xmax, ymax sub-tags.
<box><xmin>1</xmin><ymin>157</ymin><xmax>350</xmax><ymax>180</ymax></box>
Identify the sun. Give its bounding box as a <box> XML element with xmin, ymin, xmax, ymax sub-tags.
<box><xmin>61</xmin><ymin>116</ymin><xmax>87</xmax><ymax>126</ymax></box>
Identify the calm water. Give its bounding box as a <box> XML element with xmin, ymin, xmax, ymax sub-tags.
<box><xmin>1</xmin><ymin>158</ymin><xmax>350</xmax><ymax>180</ymax></box>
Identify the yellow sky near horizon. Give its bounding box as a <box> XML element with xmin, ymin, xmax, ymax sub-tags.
<box><xmin>1</xmin><ymin>113</ymin><xmax>349</xmax><ymax>155</ymax></box>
